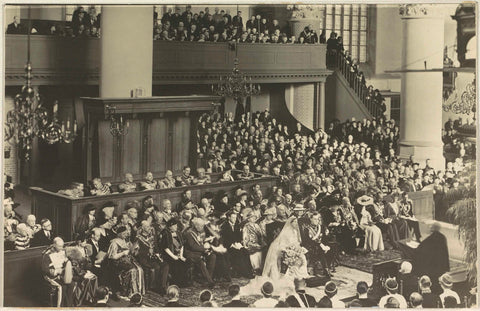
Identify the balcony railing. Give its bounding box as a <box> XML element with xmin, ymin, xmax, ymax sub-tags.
<box><xmin>5</xmin><ymin>35</ymin><xmax>331</xmax><ymax>86</ymax></box>
<box><xmin>330</xmin><ymin>50</ymin><xmax>385</xmax><ymax>119</ymax></box>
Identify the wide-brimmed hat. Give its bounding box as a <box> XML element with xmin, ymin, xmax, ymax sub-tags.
<box><xmin>385</xmin><ymin>278</ymin><xmax>398</xmax><ymax>291</ymax></box>
<box><xmin>325</xmin><ymin>281</ymin><xmax>337</xmax><ymax>295</ymax></box>
<box><xmin>439</xmin><ymin>273</ymin><xmax>453</xmax><ymax>288</ymax></box>
<box><xmin>356</xmin><ymin>195</ymin><xmax>374</xmax><ymax>206</ymax></box>
<box><xmin>293</xmin><ymin>203</ymin><xmax>306</xmax><ymax>211</ymax></box>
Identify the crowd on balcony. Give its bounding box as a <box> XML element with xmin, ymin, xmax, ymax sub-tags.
<box><xmin>5</xmin><ymin>6</ymin><xmax>101</xmax><ymax>37</ymax></box>
<box><xmin>153</xmin><ymin>6</ymin><xmax>323</xmax><ymax>44</ymax></box>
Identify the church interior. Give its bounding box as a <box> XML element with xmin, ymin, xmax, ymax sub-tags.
<box><xmin>2</xmin><ymin>3</ymin><xmax>478</xmax><ymax>308</ymax></box>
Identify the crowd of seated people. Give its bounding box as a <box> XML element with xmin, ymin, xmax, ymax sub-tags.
<box><xmin>5</xmin><ymin>6</ymin><xmax>100</xmax><ymax>37</ymax></box>
<box><xmin>154</xmin><ymin>6</ymin><xmax>322</xmax><ymax>44</ymax></box>
<box><xmin>443</xmin><ymin>116</ymin><xmax>476</xmax><ymax>160</ymax></box>
<box><xmin>3</xmin><ymin>105</ymin><xmax>474</xmax><ymax>307</ymax></box>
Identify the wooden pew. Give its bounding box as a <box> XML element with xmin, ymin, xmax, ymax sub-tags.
<box><xmin>4</xmin><ymin>245</ymin><xmax>49</xmax><ymax>307</ymax></box>
<box><xmin>30</xmin><ymin>173</ymin><xmax>279</xmax><ymax>241</ymax></box>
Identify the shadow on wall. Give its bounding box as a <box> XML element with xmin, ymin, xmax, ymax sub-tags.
<box><xmin>269</xmin><ymin>84</ymin><xmax>313</xmax><ymax>136</ymax></box>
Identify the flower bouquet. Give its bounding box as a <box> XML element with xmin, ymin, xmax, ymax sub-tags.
<box><xmin>281</xmin><ymin>244</ymin><xmax>307</xmax><ymax>274</ymax></box>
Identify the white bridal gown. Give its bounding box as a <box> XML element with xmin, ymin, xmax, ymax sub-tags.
<box><xmin>240</xmin><ymin>216</ymin><xmax>309</xmax><ymax>299</ymax></box>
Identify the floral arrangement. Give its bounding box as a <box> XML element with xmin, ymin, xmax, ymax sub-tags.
<box><xmin>286</xmin><ymin>5</ymin><xmax>324</xmax><ymax>19</ymax></box>
<box><xmin>282</xmin><ymin>244</ymin><xmax>306</xmax><ymax>269</ymax></box>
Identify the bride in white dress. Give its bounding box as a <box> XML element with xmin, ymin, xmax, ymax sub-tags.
<box><xmin>241</xmin><ymin>216</ymin><xmax>309</xmax><ymax>298</ymax></box>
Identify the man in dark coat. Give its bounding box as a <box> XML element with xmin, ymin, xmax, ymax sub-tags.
<box><xmin>221</xmin><ymin>211</ymin><xmax>254</xmax><ymax>278</ymax></box>
<box><xmin>286</xmin><ymin>278</ymin><xmax>317</xmax><ymax>307</ymax></box>
<box><xmin>413</xmin><ymin>222</ymin><xmax>449</xmax><ymax>293</ymax></box>
<box><xmin>6</xmin><ymin>16</ymin><xmax>26</xmax><ymax>34</ymax></box>
<box><xmin>222</xmin><ymin>284</ymin><xmax>250</xmax><ymax>307</ymax></box>
<box><xmin>31</xmin><ymin>218</ymin><xmax>54</xmax><ymax>247</ymax></box>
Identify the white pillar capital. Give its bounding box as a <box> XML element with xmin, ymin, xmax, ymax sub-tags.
<box><xmin>399</xmin><ymin>4</ymin><xmax>443</xmax><ymax>19</ymax></box>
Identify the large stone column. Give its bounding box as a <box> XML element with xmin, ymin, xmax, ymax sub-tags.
<box><xmin>316</xmin><ymin>81</ymin><xmax>326</xmax><ymax>129</ymax></box>
<box><xmin>398</xmin><ymin>5</ymin><xmax>445</xmax><ymax>170</ymax></box>
<box><xmin>100</xmin><ymin>5</ymin><xmax>153</xmax><ymax>97</ymax></box>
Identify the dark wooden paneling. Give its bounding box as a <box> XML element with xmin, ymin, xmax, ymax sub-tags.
<box><xmin>5</xmin><ymin>35</ymin><xmax>329</xmax><ymax>86</ymax></box>
<box><xmin>30</xmin><ymin>174</ymin><xmax>278</xmax><ymax>241</ymax></box>
<box><xmin>147</xmin><ymin>118</ymin><xmax>168</xmax><ymax>178</ymax></box>
<box><xmin>120</xmin><ymin>119</ymin><xmax>143</xmax><ymax>179</ymax></box>
<box><xmin>172</xmin><ymin>116</ymin><xmax>190</xmax><ymax>174</ymax></box>
<box><xmin>98</xmin><ymin>120</ymin><xmax>115</xmax><ymax>181</ymax></box>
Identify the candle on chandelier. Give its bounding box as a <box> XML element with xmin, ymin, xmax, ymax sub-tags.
<box><xmin>67</xmin><ymin>120</ymin><xmax>70</xmax><ymax>129</ymax></box>
<box><xmin>74</xmin><ymin>120</ymin><xmax>77</xmax><ymax>132</ymax></box>
<box><xmin>53</xmin><ymin>102</ymin><xmax>58</xmax><ymax>114</ymax></box>
<box><xmin>61</xmin><ymin>122</ymin><xmax>65</xmax><ymax>132</ymax></box>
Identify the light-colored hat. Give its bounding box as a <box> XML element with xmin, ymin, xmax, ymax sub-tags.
<box><xmin>399</xmin><ymin>261</ymin><xmax>413</xmax><ymax>274</ymax></box>
<box><xmin>356</xmin><ymin>195</ymin><xmax>374</xmax><ymax>206</ymax></box>
<box><xmin>293</xmin><ymin>203</ymin><xmax>305</xmax><ymax>211</ymax></box>
<box><xmin>439</xmin><ymin>273</ymin><xmax>453</xmax><ymax>288</ymax></box>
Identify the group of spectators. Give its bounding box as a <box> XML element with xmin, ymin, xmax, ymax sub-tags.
<box><xmin>3</xmin><ymin>108</ymin><xmax>474</xmax><ymax>307</ymax></box>
<box><xmin>6</xmin><ymin>6</ymin><xmax>100</xmax><ymax>37</ymax></box>
<box><xmin>154</xmin><ymin>6</ymin><xmax>322</xmax><ymax>44</ymax></box>
<box><xmin>443</xmin><ymin>116</ymin><xmax>476</xmax><ymax>161</ymax></box>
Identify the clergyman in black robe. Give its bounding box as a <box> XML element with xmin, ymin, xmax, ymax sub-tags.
<box><xmin>413</xmin><ymin>222</ymin><xmax>449</xmax><ymax>293</ymax></box>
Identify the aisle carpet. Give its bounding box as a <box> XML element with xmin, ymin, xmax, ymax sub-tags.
<box><xmin>142</xmin><ymin>250</ymin><xmax>402</xmax><ymax>307</ymax></box>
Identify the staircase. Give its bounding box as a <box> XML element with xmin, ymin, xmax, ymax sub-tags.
<box><xmin>330</xmin><ymin>52</ymin><xmax>385</xmax><ymax>119</ymax></box>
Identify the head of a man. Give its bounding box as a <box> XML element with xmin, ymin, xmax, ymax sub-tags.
<box><xmin>26</xmin><ymin>214</ymin><xmax>36</xmax><ymax>227</ymax></box>
<box><xmin>53</xmin><ymin>237</ymin><xmax>65</xmax><ymax>252</ymax></box>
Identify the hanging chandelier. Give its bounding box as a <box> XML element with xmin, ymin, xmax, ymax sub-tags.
<box><xmin>105</xmin><ymin>104</ymin><xmax>129</xmax><ymax>137</ymax></box>
<box><xmin>211</xmin><ymin>40</ymin><xmax>261</xmax><ymax>102</ymax></box>
<box><xmin>443</xmin><ymin>78</ymin><xmax>476</xmax><ymax>115</ymax></box>
<box><xmin>4</xmin><ymin>9</ymin><xmax>77</xmax><ymax>160</ymax></box>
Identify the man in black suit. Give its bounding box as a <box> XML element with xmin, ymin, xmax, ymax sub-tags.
<box><xmin>286</xmin><ymin>278</ymin><xmax>317</xmax><ymax>307</ymax></box>
<box><xmin>31</xmin><ymin>218</ymin><xmax>53</xmax><ymax>247</ymax></box>
<box><xmin>223</xmin><ymin>284</ymin><xmax>249</xmax><ymax>307</ymax></box>
<box><xmin>6</xmin><ymin>16</ymin><xmax>26</xmax><ymax>34</ymax></box>
<box><xmin>347</xmin><ymin>281</ymin><xmax>377</xmax><ymax>307</ymax></box>
<box><xmin>87</xmin><ymin>228</ymin><xmax>104</xmax><ymax>277</ymax></box>
<box><xmin>232</xmin><ymin>11</ymin><xmax>243</xmax><ymax>29</ymax></box>
<box><xmin>221</xmin><ymin>211</ymin><xmax>254</xmax><ymax>278</ymax></box>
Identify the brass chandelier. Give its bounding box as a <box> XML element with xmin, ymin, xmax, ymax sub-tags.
<box><xmin>4</xmin><ymin>8</ymin><xmax>77</xmax><ymax>160</ymax></box>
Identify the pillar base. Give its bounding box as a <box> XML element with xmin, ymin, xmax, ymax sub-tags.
<box><xmin>398</xmin><ymin>142</ymin><xmax>445</xmax><ymax>171</ymax></box>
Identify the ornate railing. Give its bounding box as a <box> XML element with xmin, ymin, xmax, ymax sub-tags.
<box><xmin>330</xmin><ymin>51</ymin><xmax>385</xmax><ymax>119</ymax></box>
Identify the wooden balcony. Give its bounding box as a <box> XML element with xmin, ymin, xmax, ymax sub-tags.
<box><xmin>5</xmin><ymin>35</ymin><xmax>330</xmax><ymax>86</ymax></box>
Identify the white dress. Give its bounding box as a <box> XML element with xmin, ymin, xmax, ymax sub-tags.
<box><xmin>241</xmin><ymin>216</ymin><xmax>309</xmax><ymax>299</ymax></box>
<box><xmin>360</xmin><ymin>210</ymin><xmax>384</xmax><ymax>252</ymax></box>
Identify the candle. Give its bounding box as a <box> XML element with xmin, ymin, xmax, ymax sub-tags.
<box><xmin>61</xmin><ymin>122</ymin><xmax>65</xmax><ymax>132</ymax></box>
<box><xmin>67</xmin><ymin>120</ymin><xmax>70</xmax><ymax>129</ymax></box>
<box><xmin>53</xmin><ymin>102</ymin><xmax>58</xmax><ymax>114</ymax></box>
<box><xmin>126</xmin><ymin>120</ymin><xmax>130</xmax><ymax>128</ymax></box>
<box><xmin>120</xmin><ymin>116</ymin><xmax>123</xmax><ymax>124</ymax></box>
<box><xmin>74</xmin><ymin>121</ymin><xmax>77</xmax><ymax>132</ymax></box>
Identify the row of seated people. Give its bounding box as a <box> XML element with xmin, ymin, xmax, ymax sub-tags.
<box><xmin>56</xmin><ymin>166</ymin><xmax>256</xmax><ymax>198</ymax></box>
<box><xmin>156</xmin><ymin>8</ymin><xmax>323</xmax><ymax>44</ymax></box>
<box><xmin>4</xmin><ymin>180</ymin><xmax>464</xmax><ymax>307</ymax></box>
<box><xmin>92</xmin><ymin>272</ymin><xmax>467</xmax><ymax>308</ymax></box>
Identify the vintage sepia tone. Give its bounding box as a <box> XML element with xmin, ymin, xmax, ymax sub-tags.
<box><xmin>1</xmin><ymin>2</ymin><xmax>477</xmax><ymax>308</ymax></box>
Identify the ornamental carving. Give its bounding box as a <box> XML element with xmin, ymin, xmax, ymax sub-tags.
<box><xmin>287</xmin><ymin>5</ymin><xmax>323</xmax><ymax>19</ymax></box>
<box><xmin>399</xmin><ymin>4</ymin><xmax>441</xmax><ymax>17</ymax></box>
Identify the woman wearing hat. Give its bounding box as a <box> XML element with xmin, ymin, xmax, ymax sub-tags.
<box><xmin>242</xmin><ymin>209</ymin><xmax>265</xmax><ymax>274</ymax></box>
<box><xmin>107</xmin><ymin>226</ymin><xmax>145</xmax><ymax>299</ymax></box>
<box><xmin>74</xmin><ymin>204</ymin><xmax>97</xmax><ymax>241</ymax></box>
<box><xmin>438</xmin><ymin>273</ymin><xmax>460</xmax><ymax>307</ymax></box>
<box><xmin>357</xmin><ymin>195</ymin><xmax>384</xmax><ymax>252</ymax></box>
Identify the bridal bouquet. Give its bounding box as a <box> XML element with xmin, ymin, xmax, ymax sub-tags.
<box><xmin>281</xmin><ymin>245</ymin><xmax>306</xmax><ymax>273</ymax></box>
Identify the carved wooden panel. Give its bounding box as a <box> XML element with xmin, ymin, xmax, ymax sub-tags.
<box><xmin>147</xmin><ymin>118</ymin><xmax>168</xmax><ymax>178</ymax></box>
<box><xmin>120</xmin><ymin>119</ymin><xmax>142</xmax><ymax>179</ymax></box>
<box><xmin>98</xmin><ymin>120</ymin><xmax>115</xmax><ymax>180</ymax></box>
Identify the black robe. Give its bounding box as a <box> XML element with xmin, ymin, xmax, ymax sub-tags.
<box><xmin>413</xmin><ymin>231</ymin><xmax>449</xmax><ymax>282</ymax></box>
